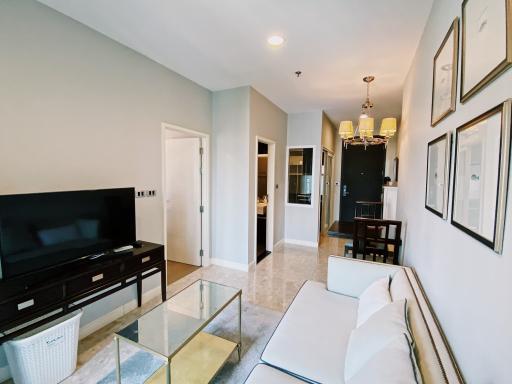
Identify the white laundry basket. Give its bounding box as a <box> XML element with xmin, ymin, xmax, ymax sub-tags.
<box><xmin>4</xmin><ymin>310</ymin><xmax>82</xmax><ymax>384</ymax></box>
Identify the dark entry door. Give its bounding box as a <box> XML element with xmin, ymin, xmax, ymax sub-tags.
<box><xmin>340</xmin><ymin>144</ymin><xmax>386</xmax><ymax>223</ymax></box>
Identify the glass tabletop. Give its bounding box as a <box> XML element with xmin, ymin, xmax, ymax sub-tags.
<box><xmin>116</xmin><ymin>280</ymin><xmax>241</xmax><ymax>359</ymax></box>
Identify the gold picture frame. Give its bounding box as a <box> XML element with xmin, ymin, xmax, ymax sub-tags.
<box><xmin>431</xmin><ymin>18</ymin><xmax>459</xmax><ymax>127</ymax></box>
<box><xmin>461</xmin><ymin>0</ymin><xmax>512</xmax><ymax>103</ymax></box>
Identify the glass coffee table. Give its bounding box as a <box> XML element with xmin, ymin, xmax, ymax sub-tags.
<box><xmin>114</xmin><ymin>279</ymin><xmax>242</xmax><ymax>383</ymax></box>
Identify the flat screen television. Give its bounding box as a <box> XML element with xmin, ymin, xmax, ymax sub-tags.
<box><xmin>0</xmin><ymin>188</ymin><xmax>136</xmax><ymax>280</ymax></box>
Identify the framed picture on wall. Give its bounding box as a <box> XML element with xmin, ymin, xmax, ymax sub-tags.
<box><xmin>431</xmin><ymin>18</ymin><xmax>459</xmax><ymax>126</ymax></box>
<box><xmin>425</xmin><ymin>133</ymin><xmax>452</xmax><ymax>219</ymax></box>
<box><xmin>451</xmin><ymin>100</ymin><xmax>512</xmax><ymax>253</ymax></box>
<box><xmin>461</xmin><ymin>0</ymin><xmax>512</xmax><ymax>103</ymax></box>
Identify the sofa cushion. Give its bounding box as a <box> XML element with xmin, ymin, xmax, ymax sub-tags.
<box><xmin>346</xmin><ymin>334</ymin><xmax>419</xmax><ymax>384</ymax></box>
<box><xmin>244</xmin><ymin>364</ymin><xmax>307</xmax><ymax>384</ymax></box>
<box><xmin>261</xmin><ymin>280</ymin><xmax>358</xmax><ymax>384</ymax></box>
<box><xmin>344</xmin><ymin>300</ymin><xmax>410</xmax><ymax>381</ymax></box>
<box><xmin>356</xmin><ymin>276</ymin><xmax>391</xmax><ymax>327</ymax></box>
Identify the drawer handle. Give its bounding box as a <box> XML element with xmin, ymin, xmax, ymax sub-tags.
<box><xmin>18</xmin><ymin>299</ymin><xmax>35</xmax><ymax>311</ymax></box>
<box><xmin>92</xmin><ymin>273</ymin><xmax>104</xmax><ymax>282</ymax></box>
<box><xmin>141</xmin><ymin>256</ymin><xmax>151</xmax><ymax>264</ymax></box>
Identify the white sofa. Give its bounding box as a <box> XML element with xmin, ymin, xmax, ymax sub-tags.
<box><xmin>245</xmin><ymin>256</ymin><xmax>463</xmax><ymax>384</ymax></box>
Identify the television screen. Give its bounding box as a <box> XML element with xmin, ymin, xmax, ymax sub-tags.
<box><xmin>0</xmin><ymin>188</ymin><xmax>136</xmax><ymax>280</ymax></box>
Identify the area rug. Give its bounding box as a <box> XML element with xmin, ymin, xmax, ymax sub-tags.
<box><xmin>63</xmin><ymin>302</ymin><xmax>282</xmax><ymax>384</ymax></box>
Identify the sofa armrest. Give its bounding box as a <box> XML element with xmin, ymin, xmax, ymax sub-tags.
<box><xmin>327</xmin><ymin>256</ymin><xmax>403</xmax><ymax>297</ymax></box>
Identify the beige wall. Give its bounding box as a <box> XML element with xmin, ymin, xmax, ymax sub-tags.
<box><xmin>321</xmin><ymin>112</ymin><xmax>337</xmax><ymax>228</ymax></box>
<box><xmin>321</xmin><ymin>112</ymin><xmax>337</xmax><ymax>153</ymax></box>
<box><xmin>0</xmin><ymin>0</ymin><xmax>211</xmax><ymax>376</ymax></box>
<box><xmin>398</xmin><ymin>0</ymin><xmax>512</xmax><ymax>381</ymax></box>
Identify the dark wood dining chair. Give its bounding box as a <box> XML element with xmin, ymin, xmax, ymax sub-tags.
<box><xmin>354</xmin><ymin>201</ymin><xmax>383</xmax><ymax>219</ymax></box>
<box><xmin>351</xmin><ymin>217</ymin><xmax>402</xmax><ymax>265</ymax></box>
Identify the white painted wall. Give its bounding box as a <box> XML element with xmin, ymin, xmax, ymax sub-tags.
<box><xmin>285</xmin><ymin>111</ymin><xmax>323</xmax><ymax>245</ymax></box>
<box><xmin>211</xmin><ymin>87</ymin><xmax>250</xmax><ymax>267</ymax></box>
<box><xmin>0</xmin><ymin>0</ymin><xmax>211</xmax><ymax>378</ymax></box>
<box><xmin>212</xmin><ymin>86</ymin><xmax>287</xmax><ymax>267</ymax></box>
<box><xmin>249</xmin><ymin>88</ymin><xmax>287</xmax><ymax>259</ymax></box>
<box><xmin>398</xmin><ymin>0</ymin><xmax>512</xmax><ymax>382</ymax></box>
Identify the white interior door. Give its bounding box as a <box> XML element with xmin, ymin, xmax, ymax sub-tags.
<box><xmin>166</xmin><ymin>137</ymin><xmax>202</xmax><ymax>266</ymax></box>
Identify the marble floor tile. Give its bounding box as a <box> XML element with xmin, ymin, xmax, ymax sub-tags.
<box><xmin>1</xmin><ymin>235</ymin><xmax>347</xmax><ymax>384</ymax></box>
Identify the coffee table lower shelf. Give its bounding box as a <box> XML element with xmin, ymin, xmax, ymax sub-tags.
<box><xmin>145</xmin><ymin>332</ymin><xmax>238</xmax><ymax>384</ymax></box>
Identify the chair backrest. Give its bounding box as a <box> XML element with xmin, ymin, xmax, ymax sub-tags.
<box><xmin>353</xmin><ymin>217</ymin><xmax>402</xmax><ymax>264</ymax></box>
<box><xmin>354</xmin><ymin>200</ymin><xmax>383</xmax><ymax>219</ymax></box>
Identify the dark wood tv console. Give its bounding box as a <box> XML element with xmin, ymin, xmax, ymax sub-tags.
<box><xmin>0</xmin><ymin>241</ymin><xmax>166</xmax><ymax>343</ymax></box>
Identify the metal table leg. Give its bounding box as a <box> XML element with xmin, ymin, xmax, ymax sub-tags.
<box><xmin>115</xmin><ymin>336</ymin><xmax>121</xmax><ymax>384</ymax></box>
<box><xmin>166</xmin><ymin>361</ymin><xmax>171</xmax><ymax>384</ymax></box>
<box><xmin>237</xmin><ymin>293</ymin><xmax>242</xmax><ymax>361</ymax></box>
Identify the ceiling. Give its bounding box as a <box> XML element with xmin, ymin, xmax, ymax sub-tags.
<box><xmin>38</xmin><ymin>0</ymin><xmax>433</xmax><ymax>125</ymax></box>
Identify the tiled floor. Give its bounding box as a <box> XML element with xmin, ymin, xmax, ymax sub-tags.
<box><xmin>55</xmin><ymin>236</ymin><xmax>347</xmax><ymax>373</ymax></box>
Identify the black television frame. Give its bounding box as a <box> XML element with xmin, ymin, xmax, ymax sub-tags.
<box><xmin>0</xmin><ymin>187</ymin><xmax>136</xmax><ymax>281</ymax></box>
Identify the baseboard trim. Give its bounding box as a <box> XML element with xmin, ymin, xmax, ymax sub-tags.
<box><xmin>79</xmin><ymin>285</ymin><xmax>161</xmax><ymax>340</ymax></box>
<box><xmin>284</xmin><ymin>238</ymin><xmax>319</xmax><ymax>248</ymax></box>
<box><xmin>0</xmin><ymin>366</ymin><xmax>11</xmax><ymax>383</ymax></box>
<box><xmin>210</xmin><ymin>258</ymin><xmax>250</xmax><ymax>272</ymax></box>
<box><xmin>273</xmin><ymin>238</ymin><xmax>285</xmax><ymax>249</ymax></box>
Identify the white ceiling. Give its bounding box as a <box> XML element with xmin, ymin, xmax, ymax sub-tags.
<box><xmin>38</xmin><ymin>0</ymin><xmax>433</xmax><ymax>125</ymax></box>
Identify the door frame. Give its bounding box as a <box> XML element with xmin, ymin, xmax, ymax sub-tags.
<box><xmin>253</xmin><ymin>136</ymin><xmax>276</xmax><ymax>264</ymax></box>
<box><xmin>161</xmin><ymin>123</ymin><xmax>211</xmax><ymax>270</ymax></box>
<box><xmin>285</xmin><ymin>145</ymin><xmax>317</xmax><ymax>208</ymax></box>
<box><xmin>320</xmin><ymin>148</ymin><xmax>335</xmax><ymax>234</ymax></box>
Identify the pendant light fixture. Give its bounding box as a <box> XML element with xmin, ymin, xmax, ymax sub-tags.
<box><xmin>339</xmin><ymin>76</ymin><xmax>397</xmax><ymax>148</ymax></box>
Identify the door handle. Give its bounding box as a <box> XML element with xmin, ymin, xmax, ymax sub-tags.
<box><xmin>342</xmin><ymin>185</ymin><xmax>349</xmax><ymax>197</ymax></box>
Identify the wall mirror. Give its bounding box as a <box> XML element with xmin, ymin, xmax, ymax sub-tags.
<box><xmin>287</xmin><ymin>147</ymin><xmax>314</xmax><ymax>205</ymax></box>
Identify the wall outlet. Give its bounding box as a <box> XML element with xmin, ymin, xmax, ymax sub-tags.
<box><xmin>136</xmin><ymin>190</ymin><xmax>157</xmax><ymax>198</ymax></box>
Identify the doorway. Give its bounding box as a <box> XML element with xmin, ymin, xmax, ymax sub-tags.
<box><xmin>162</xmin><ymin>123</ymin><xmax>210</xmax><ymax>285</ymax></box>
<box><xmin>320</xmin><ymin>149</ymin><xmax>334</xmax><ymax>234</ymax></box>
<box><xmin>254</xmin><ymin>137</ymin><xmax>276</xmax><ymax>264</ymax></box>
<box><xmin>338</xmin><ymin>144</ymin><xmax>386</xmax><ymax>233</ymax></box>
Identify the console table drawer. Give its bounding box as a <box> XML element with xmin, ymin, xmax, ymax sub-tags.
<box><xmin>66</xmin><ymin>264</ymin><xmax>121</xmax><ymax>297</ymax></box>
<box><xmin>0</xmin><ymin>286</ymin><xmax>63</xmax><ymax>323</ymax></box>
<box><xmin>124</xmin><ymin>252</ymin><xmax>161</xmax><ymax>273</ymax></box>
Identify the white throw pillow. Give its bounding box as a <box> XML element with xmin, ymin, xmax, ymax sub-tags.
<box><xmin>345</xmin><ymin>299</ymin><xmax>411</xmax><ymax>381</ymax></box>
<box><xmin>346</xmin><ymin>333</ymin><xmax>421</xmax><ymax>384</ymax></box>
<box><xmin>356</xmin><ymin>276</ymin><xmax>391</xmax><ymax>327</ymax></box>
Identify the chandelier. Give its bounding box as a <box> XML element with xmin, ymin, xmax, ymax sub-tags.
<box><xmin>339</xmin><ymin>76</ymin><xmax>397</xmax><ymax>148</ymax></box>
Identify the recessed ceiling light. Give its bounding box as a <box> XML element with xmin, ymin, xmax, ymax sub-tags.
<box><xmin>267</xmin><ymin>35</ymin><xmax>285</xmax><ymax>47</ymax></box>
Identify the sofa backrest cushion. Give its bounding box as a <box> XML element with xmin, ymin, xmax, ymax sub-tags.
<box><xmin>346</xmin><ymin>333</ymin><xmax>420</xmax><ymax>384</ymax></box>
<box><xmin>357</xmin><ymin>276</ymin><xmax>392</xmax><ymax>327</ymax></box>
<box><xmin>345</xmin><ymin>299</ymin><xmax>412</xmax><ymax>381</ymax></box>
<box><xmin>390</xmin><ymin>268</ymin><xmax>463</xmax><ymax>384</ymax></box>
